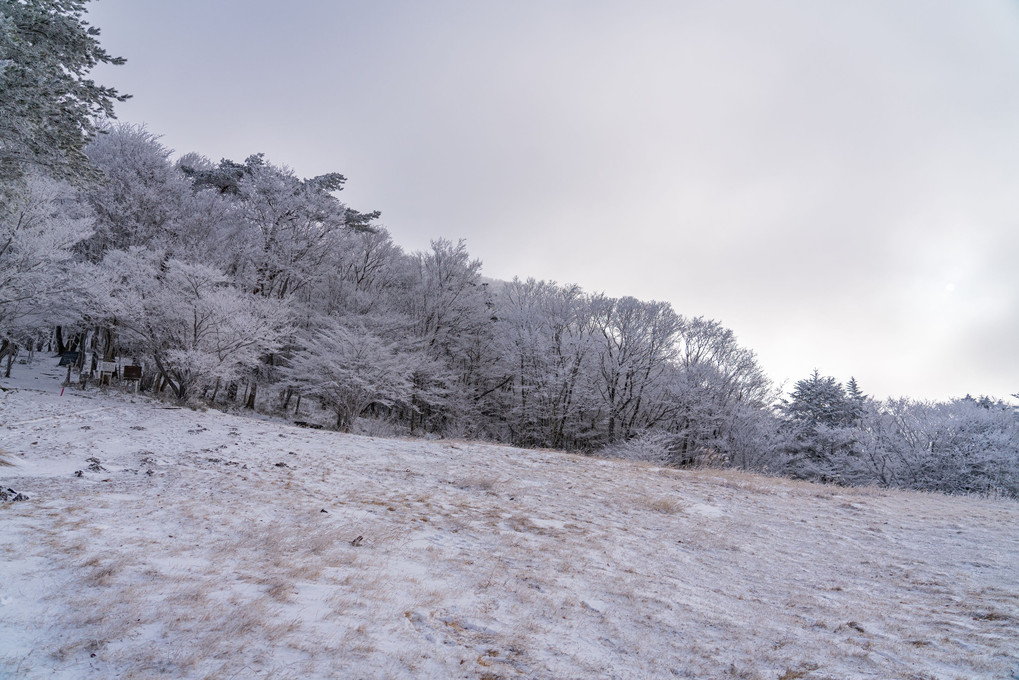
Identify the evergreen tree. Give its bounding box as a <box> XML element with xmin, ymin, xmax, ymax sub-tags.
<box><xmin>0</xmin><ymin>0</ymin><xmax>128</xmax><ymax>186</ymax></box>
<box><xmin>780</xmin><ymin>370</ymin><xmax>862</xmax><ymax>480</ymax></box>
<box><xmin>845</xmin><ymin>376</ymin><xmax>867</xmax><ymax>422</ymax></box>
<box><xmin>784</xmin><ymin>369</ymin><xmax>857</xmax><ymax>429</ymax></box>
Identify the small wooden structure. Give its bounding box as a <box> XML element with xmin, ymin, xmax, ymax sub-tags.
<box><xmin>123</xmin><ymin>365</ymin><xmax>142</xmax><ymax>392</ymax></box>
<box><xmin>98</xmin><ymin>361</ymin><xmax>117</xmax><ymax>386</ymax></box>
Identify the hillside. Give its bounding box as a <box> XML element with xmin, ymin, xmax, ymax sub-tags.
<box><xmin>1</xmin><ymin>360</ymin><xmax>1017</xmax><ymax>679</ymax></box>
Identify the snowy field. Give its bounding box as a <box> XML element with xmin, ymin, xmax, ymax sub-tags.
<box><xmin>1</xmin><ymin>359</ymin><xmax>1017</xmax><ymax>680</ymax></box>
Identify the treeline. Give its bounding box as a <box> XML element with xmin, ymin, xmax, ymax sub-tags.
<box><xmin>1</xmin><ymin>2</ymin><xmax>1016</xmax><ymax>498</ymax></box>
<box><xmin>4</xmin><ymin>125</ymin><xmax>773</xmax><ymax>450</ymax></box>
<box><xmin>2</xmin><ymin>124</ymin><xmax>1017</xmax><ymax>498</ymax></box>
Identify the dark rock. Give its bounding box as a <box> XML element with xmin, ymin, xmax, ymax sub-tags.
<box><xmin>0</xmin><ymin>487</ymin><xmax>28</xmax><ymax>502</ymax></box>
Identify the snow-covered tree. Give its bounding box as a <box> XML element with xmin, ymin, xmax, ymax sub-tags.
<box><xmin>591</xmin><ymin>295</ymin><xmax>682</xmax><ymax>444</ymax></box>
<box><xmin>284</xmin><ymin>320</ymin><xmax>414</xmax><ymax>432</ymax></box>
<box><xmin>0</xmin><ymin>0</ymin><xmax>127</xmax><ymax>186</ymax></box>
<box><xmin>184</xmin><ymin>154</ymin><xmax>357</xmax><ymax>301</ymax></box>
<box><xmin>0</xmin><ymin>175</ymin><xmax>92</xmax><ymax>358</ymax></box>
<box><xmin>81</xmin><ymin>124</ymin><xmax>231</xmax><ymax>261</ymax></box>
<box><xmin>875</xmin><ymin>397</ymin><xmax>1019</xmax><ymax>496</ymax></box>
<box><xmin>784</xmin><ymin>370</ymin><xmax>860</xmax><ymax>428</ymax></box>
<box><xmin>90</xmin><ymin>248</ymin><xmax>289</xmax><ymax>401</ymax></box>
<box><xmin>778</xmin><ymin>371</ymin><xmax>865</xmax><ymax>480</ymax></box>
<box><xmin>399</xmin><ymin>239</ymin><xmax>497</xmax><ymax>434</ymax></box>
<box><xmin>494</xmin><ymin>278</ymin><xmax>600</xmax><ymax>449</ymax></box>
<box><xmin>300</xmin><ymin>226</ymin><xmax>404</xmax><ymax>318</ymax></box>
<box><xmin>662</xmin><ymin>316</ymin><xmax>775</xmax><ymax>465</ymax></box>
<box><xmin>403</xmin><ymin>239</ymin><xmax>486</xmax><ymax>351</ymax></box>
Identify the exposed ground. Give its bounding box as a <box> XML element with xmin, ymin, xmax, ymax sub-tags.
<box><xmin>1</xmin><ymin>359</ymin><xmax>1017</xmax><ymax>679</ymax></box>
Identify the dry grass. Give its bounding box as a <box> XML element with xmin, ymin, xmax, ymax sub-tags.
<box><xmin>4</xmin><ymin>382</ymin><xmax>1019</xmax><ymax>680</ymax></box>
<box><xmin>645</xmin><ymin>496</ymin><xmax>683</xmax><ymax>514</ymax></box>
<box><xmin>78</xmin><ymin>554</ymin><xmax>122</xmax><ymax>587</ymax></box>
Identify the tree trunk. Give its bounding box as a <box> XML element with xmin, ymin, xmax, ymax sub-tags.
<box><xmin>0</xmin><ymin>339</ymin><xmax>14</xmax><ymax>378</ymax></box>
<box><xmin>245</xmin><ymin>381</ymin><xmax>257</xmax><ymax>410</ymax></box>
<box><xmin>101</xmin><ymin>327</ymin><xmax>116</xmax><ymax>361</ymax></box>
<box><xmin>55</xmin><ymin>326</ymin><xmax>66</xmax><ymax>355</ymax></box>
<box><xmin>151</xmin><ymin>355</ymin><xmax>181</xmax><ymax>399</ymax></box>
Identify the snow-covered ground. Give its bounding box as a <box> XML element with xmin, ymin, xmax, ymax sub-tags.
<box><xmin>1</xmin><ymin>358</ymin><xmax>1017</xmax><ymax>680</ymax></box>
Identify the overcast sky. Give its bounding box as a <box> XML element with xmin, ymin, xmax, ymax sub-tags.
<box><xmin>85</xmin><ymin>0</ymin><xmax>1019</xmax><ymax>402</ymax></box>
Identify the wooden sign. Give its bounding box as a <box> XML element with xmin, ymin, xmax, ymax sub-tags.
<box><xmin>58</xmin><ymin>352</ymin><xmax>79</xmax><ymax>366</ymax></box>
<box><xmin>123</xmin><ymin>366</ymin><xmax>142</xmax><ymax>381</ymax></box>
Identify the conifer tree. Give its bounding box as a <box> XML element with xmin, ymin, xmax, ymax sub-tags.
<box><xmin>0</xmin><ymin>0</ymin><xmax>128</xmax><ymax>186</ymax></box>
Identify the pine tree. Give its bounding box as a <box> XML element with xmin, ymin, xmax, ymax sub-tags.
<box><xmin>845</xmin><ymin>376</ymin><xmax>867</xmax><ymax>423</ymax></box>
<box><xmin>784</xmin><ymin>369</ymin><xmax>855</xmax><ymax>428</ymax></box>
<box><xmin>0</xmin><ymin>0</ymin><xmax>128</xmax><ymax>186</ymax></box>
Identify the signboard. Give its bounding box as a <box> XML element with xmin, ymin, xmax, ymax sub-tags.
<box><xmin>58</xmin><ymin>352</ymin><xmax>79</xmax><ymax>367</ymax></box>
<box><xmin>123</xmin><ymin>366</ymin><xmax>142</xmax><ymax>381</ymax></box>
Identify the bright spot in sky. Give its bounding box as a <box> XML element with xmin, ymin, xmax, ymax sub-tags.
<box><xmin>945</xmin><ymin>283</ymin><xmax>956</xmax><ymax>293</ymax></box>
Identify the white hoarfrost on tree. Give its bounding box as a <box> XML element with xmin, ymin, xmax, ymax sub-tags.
<box><xmin>404</xmin><ymin>239</ymin><xmax>488</xmax><ymax>353</ymax></box>
<box><xmin>184</xmin><ymin>154</ymin><xmax>353</xmax><ymax>301</ymax></box>
<box><xmin>0</xmin><ymin>0</ymin><xmax>127</xmax><ymax>186</ymax></box>
<box><xmin>90</xmin><ymin>248</ymin><xmax>289</xmax><ymax>401</ymax></box>
<box><xmin>285</xmin><ymin>320</ymin><xmax>414</xmax><ymax>432</ymax></box>
<box><xmin>301</xmin><ymin>226</ymin><xmax>404</xmax><ymax>317</ymax></box>
<box><xmin>82</xmin><ymin>124</ymin><xmax>231</xmax><ymax>262</ymax></box>
<box><xmin>664</xmin><ymin>317</ymin><xmax>776</xmax><ymax>466</ymax></box>
<box><xmin>867</xmin><ymin>397</ymin><xmax>1019</xmax><ymax>496</ymax></box>
<box><xmin>494</xmin><ymin>278</ymin><xmax>600</xmax><ymax>449</ymax></box>
<box><xmin>591</xmin><ymin>295</ymin><xmax>682</xmax><ymax>444</ymax></box>
<box><xmin>400</xmin><ymin>239</ymin><xmax>496</xmax><ymax>433</ymax></box>
<box><xmin>0</xmin><ymin>176</ymin><xmax>92</xmax><ymax>347</ymax></box>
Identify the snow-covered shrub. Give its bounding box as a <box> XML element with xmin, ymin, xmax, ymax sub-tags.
<box><xmin>600</xmin><ymin>430</ymin><xmax>676</xmax><ymax>465</ymax></box>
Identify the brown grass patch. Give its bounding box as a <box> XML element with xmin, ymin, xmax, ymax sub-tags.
<box><xmin>646</xmin><ymin>497</ymin><xmax>683</xmax><ymax>514</ymax></box>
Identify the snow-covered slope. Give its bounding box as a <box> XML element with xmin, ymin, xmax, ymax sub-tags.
<box><xmin>1</xmin><ymin>359</ymin><xmax>1017</xmax><ymax>679</ymax></box>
